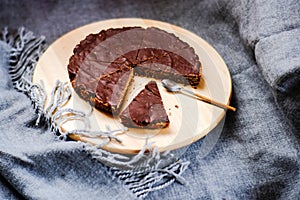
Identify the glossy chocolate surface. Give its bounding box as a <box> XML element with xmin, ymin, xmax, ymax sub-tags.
<box><xmin>67</xmin><ymin>26</ymin><xmax>201</xmax><ymax>115</ymax></box>
<box><xmin>120</xmin><ymin>81</ymin><xmax>169</xmax><ymax>128</ymax></box>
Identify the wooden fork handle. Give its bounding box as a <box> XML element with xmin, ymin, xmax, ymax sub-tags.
<box><xmin>182</xmin><ymin>89</ymin><xmax>236</xmax><ymax>111</ymax></box>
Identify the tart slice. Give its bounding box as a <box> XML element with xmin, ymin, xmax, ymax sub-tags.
<box><xmin>120</xmin><ymin>81</ymin><xmax>169</xmax><ymax>129</ymax></box>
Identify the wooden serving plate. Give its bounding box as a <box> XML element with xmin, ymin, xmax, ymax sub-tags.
<box><xmin>33</xmin><ymin>18</ymin><xmax>232</xmax><ymax>154</ymax></box>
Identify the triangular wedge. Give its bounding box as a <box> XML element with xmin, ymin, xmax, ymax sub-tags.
<box><xmin>120</xmin><ymin>81</ymin><xmax>169</xmax><ymax>129</ymax></box>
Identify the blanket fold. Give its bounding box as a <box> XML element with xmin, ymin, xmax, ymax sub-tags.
<box><xmin>218</xmin><ymin>0</ymin><xmax>300</xmax><ymax>130</ymax></box>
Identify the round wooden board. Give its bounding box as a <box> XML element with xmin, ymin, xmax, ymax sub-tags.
<box><xmin>33</xmin><ymin>18</ymin><xmax>232</xmax><ymax>154</ymax></box>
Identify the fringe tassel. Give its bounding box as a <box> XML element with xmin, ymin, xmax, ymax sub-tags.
<box><xmin>2</xmin><ymin>27</ymin><xmax>189</xmax><ymax>199</ymax></box>
<box><xmin>109</xmin><ymin>159</ymin><xmax>190</xmax><ymax>198</ymax></box>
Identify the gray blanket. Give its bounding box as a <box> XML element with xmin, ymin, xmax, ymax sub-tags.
<box><xmin>1</xmin><ymin>0</ymin><xmax>299</xmax><ymax>199</ymax></box>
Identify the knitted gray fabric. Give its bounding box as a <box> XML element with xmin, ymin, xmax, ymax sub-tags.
<box><xmin>0</xmin><ymin>40</ymin><xmax>136</xmax><ymax>200</ymax></box>
<box><xmin>218</xmin><ymin>0</ymin><xmax>300</xmax><ymax>130</ymax></box>
<box><xmin>1</xmin><ymin>0</ymin><xmax>299</xmax><ymax>199</ymax></box>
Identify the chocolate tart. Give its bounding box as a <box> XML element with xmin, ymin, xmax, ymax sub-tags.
<box><xmin>67</xmin><ymin>26</ymin><xmax>201</xmax><ymax>114</ymax></box>
<box><xmin>120</xmin><ymin>81</ymin><xmax>169</xmax><ymax>129</ymax></box>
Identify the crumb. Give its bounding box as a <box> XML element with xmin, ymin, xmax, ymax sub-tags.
<box><xmin>175</xmin><ymin>105</ymin><xmax>179</xmax><ymax>108</ymax></box>
<box><xmin>169</xmin><ymin>112</ymin><xmax>172</xmax><ymax>116</ymax></box>
<box><xmin>193</xmin><ymin>86</ymin><xmax>197</xmax><ymax>89</ymax></box>
<box><xmin>169</xmin><ymin>108</ymin><xmax>171</xmax><ymax>111</ymax></box>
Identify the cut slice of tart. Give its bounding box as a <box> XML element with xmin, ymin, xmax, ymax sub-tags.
<box><xmin>120</xmin><ymin>81</ymin><xmax>170</xmax><ymax>129</ymax></box>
